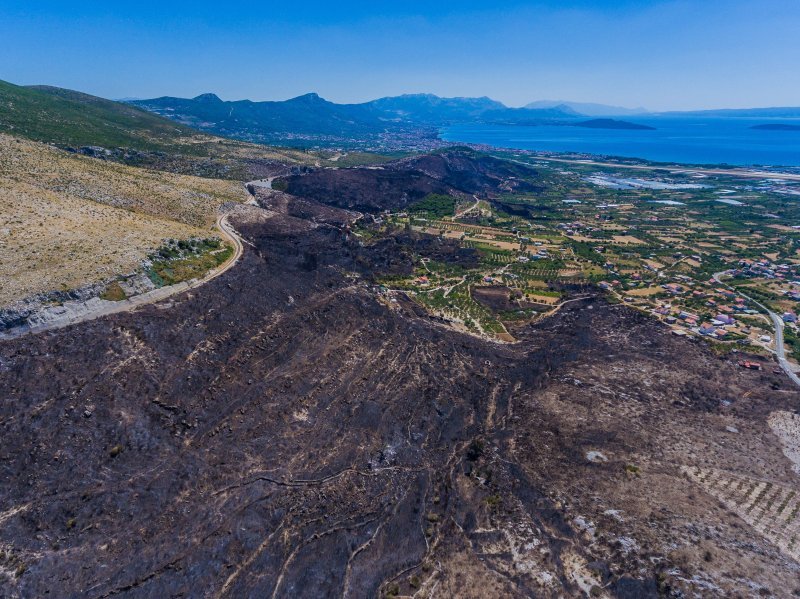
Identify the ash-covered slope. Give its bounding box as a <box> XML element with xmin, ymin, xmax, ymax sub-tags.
<box><xmin>1</xmin><ymin>185</ymin><xmax>800</xmax><ymax>597</ymax></box>
<box><xmin>277</xmin><ymin>148</ymin><xmax>544</xmax><ymax>212</ymax></box>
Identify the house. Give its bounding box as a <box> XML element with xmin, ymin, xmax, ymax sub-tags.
<box><xmin>699</xmin><ymin>324</ymin><xmax>717</xmax><ymax>336</ymax></box>
<box><xmin>783</xmin><ymin>312</ymin><xmax>798</xmax><ymax>323</ymax></box>
<box><xmin>714</xmin><ymin>314</ymin><xmax>735</xmax><ymax>325</ymax></box>
<box><xmin>663</xmin><ymin>283</ymin><xmax>684</xmax><ymax>294</ymax></box>
<box><xmin>738</xmin><ymin>360</ymin><xmax>762</xmax><ymax>370</ymax></box>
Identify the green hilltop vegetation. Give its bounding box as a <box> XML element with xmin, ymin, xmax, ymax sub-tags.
<box><xmin>0</xmin><ymin>79</ymin><xmax>209</xmax><ymax>153</ymax></box>
<box><xmin>0</xmin><ymin>79</ymin><xmax>394</xmax><ymax>175</ymax></box>
<box><xmin>410</xmin><ymin>193</ymin><xmax>457</xmax><ymax>218</ymax></box>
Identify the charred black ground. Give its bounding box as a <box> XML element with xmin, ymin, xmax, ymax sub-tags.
<box><xmin>277</xmin><ymin>149</ymin><xmax>543</xmax><ymax>212</ymax></box>
<box><xmin>2</xmin><ymin>151</ymin><xmax>800</xmax><ymax>598</ymax></box>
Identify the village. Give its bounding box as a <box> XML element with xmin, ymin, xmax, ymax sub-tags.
<box><xmin>372</xmin><ymin>157</ymin><xmax>800</xmax><ymax>373</ymax></box>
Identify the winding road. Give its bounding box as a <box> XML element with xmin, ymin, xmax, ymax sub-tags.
<box><xmin>712</xmin><ymin>271</ymin><xmax>800</xmax><ymax>388</ymax></box>
<box><xmin>0</xmin><ymin>210</ymin><xmax>246</xmax><ymax>341</ymax></box>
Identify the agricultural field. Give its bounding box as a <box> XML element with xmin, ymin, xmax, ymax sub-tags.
<box><xmin>373</xmin><ymin>153</ymin><xmax>800</xmax><ymax>360</ymax></box>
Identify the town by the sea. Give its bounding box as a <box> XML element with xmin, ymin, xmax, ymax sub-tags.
<box><xmin>440</xmin><ymin>117</ymin><xmax>800</xmax><ymax>167</ymax></box>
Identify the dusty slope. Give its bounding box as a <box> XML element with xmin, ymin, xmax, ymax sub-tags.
<box><xmin>0</xmin><ymin>134</ymin><xmax>244</xmax><ymax>227</ymax></box>
<box><xmin>1</xmin><ymin>196</ymin><xmax>799</xmax><ymax>598</ymax></box>
<box><xmin>0</xmin><ymin>134</ymin><xmax>247</xmax><ymax>306</ymax></box>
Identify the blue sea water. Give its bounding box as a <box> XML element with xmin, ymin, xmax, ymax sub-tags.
<box><xmin>439</xmin><ymin>117</ymin><xmax>800</xmax><ymax>167</ymax></box>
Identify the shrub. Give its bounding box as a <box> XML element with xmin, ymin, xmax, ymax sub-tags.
<box><xmin>100</xmin><ymin>281</ymin><xmax>127</xmax><ymax>301</ymax></box>
<box><xmin>466</xmin><ymin>439</ymin><xmax>484</xmax><ymax>461</ymax></box>
<box><xmin>624</xmin><ymin>464</ymin><xmax>641</xmax><ymax>475</ymax></box>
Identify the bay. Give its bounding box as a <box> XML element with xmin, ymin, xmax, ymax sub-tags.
<box><xmin>439</xmin><ymin>117</ymin><xmax>800</xmax><ymax>167</ymax></box>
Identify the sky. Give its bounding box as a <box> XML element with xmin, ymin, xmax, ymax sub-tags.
<box><xmin>1</xmin><ymin>0</ymin><xmax>799</xmax><ymax>110</ymax></box>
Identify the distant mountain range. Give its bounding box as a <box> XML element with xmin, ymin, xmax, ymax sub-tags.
<box><xmin>4</xmin><ymin>77</ymin><xmax>799</xmax><ymax>154</ymax></box>
<box><xmin>524</xmin><ymin>100</ymin><xmax>648</xmax><ymax>117</ymax></box>
<box><xmin>129</xmin><ymin>90</ymin><xmax>800</xmax><ymax>146</ymax></box>
<box><xmin>128</xmin><ymin>92</ymin><xmax>588</xmax><ymax>144</ymax></box>
<box><xmin>653</xmin><ymin>107</ymin><xmax>800</xmax><ymax>119</ymax></box>
<box><xmin>0</xmin><ymin>79</ymin><xmax>317</xmax><ymax>179</ymax></box>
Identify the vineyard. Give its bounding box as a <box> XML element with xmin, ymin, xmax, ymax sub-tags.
<box><xmin>683</xmin><ymin>466</ymin><xmax>800</xmax><ymax>561</ymax></box>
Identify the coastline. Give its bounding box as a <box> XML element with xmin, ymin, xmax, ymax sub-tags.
<box><xmin>439</xmin><ymin>118</ymin><xmax>800</xmax><ymax>171</ymax></box>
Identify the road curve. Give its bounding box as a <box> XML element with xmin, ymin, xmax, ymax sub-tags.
<box><xmin>0</xmin><ymin>211</ymin><xmax>246</xmax><ymax>341</ymax></box>
<box><xmin>712</xmin><ymin>271</ymin><xmax>800</xmax><ymax>388</ymax></box>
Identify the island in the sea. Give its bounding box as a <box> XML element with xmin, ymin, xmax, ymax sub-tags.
<box><xmin>751</xmin><ymin>123</ymin><xmax>800</xmax><ymax>131</ymax></box>
<box><xmin>572</xmin><ymin>118</ymin><xmax>656</xmax><ymax>130</ymax></box>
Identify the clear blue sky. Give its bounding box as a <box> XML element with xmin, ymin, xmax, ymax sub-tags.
<box><xmin>1</xmin><ymin>0</ymin><xmax>798</xmax><ymax>110</ymax></box>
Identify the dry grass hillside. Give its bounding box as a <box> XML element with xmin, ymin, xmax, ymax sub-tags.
<box><xmin>0</xmin><ymin>134</ymin><xmax>245</xmax><ymax>227</ymax></box>
<box><xmin>0</xmin><ymin>134</ymin><xmax>246</xmax><ymax>306</ymax></box>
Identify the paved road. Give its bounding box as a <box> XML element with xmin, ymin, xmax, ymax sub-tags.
<box><xmin>0</xmin><ymin>211</ymin><xmax>246</xmax><ymax>341</ymax></box>
<box><xmin>712</xmin><ymin>271</ymin><xmax>800</xmax><ymax>388</ymax></box>
<box><xmin>520</xmin><ymin>156</ymin><xmax>800</xmax><ymax>182</ymax></box>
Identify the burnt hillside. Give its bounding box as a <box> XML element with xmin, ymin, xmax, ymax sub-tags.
<box><xmin>278</xmin><ymin>149</ymin><xmax>544</xmax><ymax>212</ymax></box>
<box><xmin>1</xmin><ymin>180</ymin><xmax>799</xmax><ymax>597</ymax></box>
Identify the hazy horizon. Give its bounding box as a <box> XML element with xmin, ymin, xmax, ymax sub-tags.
<box><xmin>2</xmin><ymin>0</ymin><xmax>799</xmax><ymax>111</ymax></box>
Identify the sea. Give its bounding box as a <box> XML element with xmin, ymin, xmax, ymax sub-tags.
<box><xmin>439</xmin><ymin>117</ymin><xmax>800</xmax><ymax>167</ymax></box>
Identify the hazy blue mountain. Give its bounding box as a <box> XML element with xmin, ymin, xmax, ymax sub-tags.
<box><xmin>367</xmin><ymin>93</ymin><xmax>505</xmax><ymax>123</ymax></box>
<box><xmin>655</xmin><ymin>107</ymin><xmax>800</xmax><ymax>118</ymax></box>
<box><xmin>525</xmin><ymin>100</ymin><xmax>648</xmax><ymax>116</ymax></box>
<box><xmin>479</xmin><ymin>105</ymin><xmax>585</xmax><ymax>124</ymax></box>
<box><xmin>130</xmin><ymin>92</ymin><xmax>587</xmax><ymax>143</ymax></box>
<box><xmin>131</xmin><ymin>92</ymin><xmax>392</xmax><ymax>141</ymax></box>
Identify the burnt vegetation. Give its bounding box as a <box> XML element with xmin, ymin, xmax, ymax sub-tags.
<box><xmin>277</xmin><ymin>148</ymin><xmax>543</xmax><ymax>212</ymax></box>
<box><xmin>1</xmin><ymin>150</ymin><xmax>800</xmax><ymax>598</ymax></box>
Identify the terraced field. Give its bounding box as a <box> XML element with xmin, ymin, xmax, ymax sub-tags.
<box><xmin>683</xmin><ymin>466</ymin><xmax>800</xmax><ymax>561</ymax></box>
